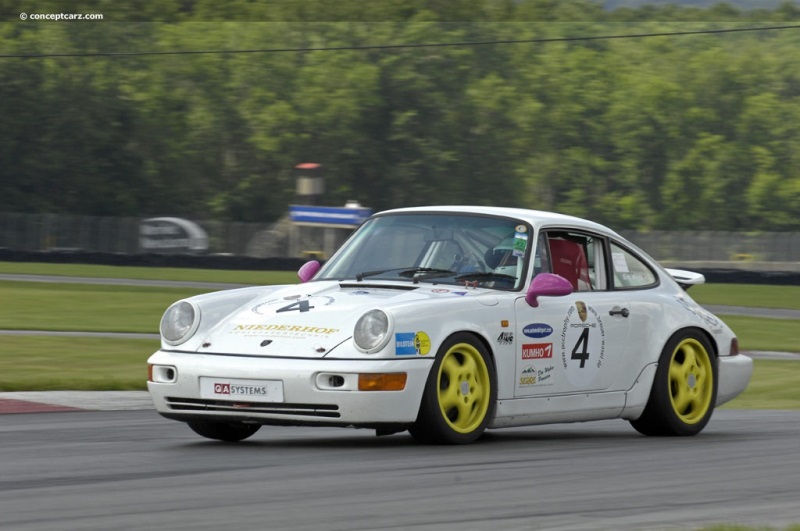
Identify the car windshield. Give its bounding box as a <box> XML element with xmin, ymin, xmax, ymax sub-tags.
<box><xmin>315</xmin><ymin>212</ymin><xmax>531</xmax><ymax>290</ymax></box>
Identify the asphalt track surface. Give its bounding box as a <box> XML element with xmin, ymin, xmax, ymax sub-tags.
<box><xmin>1</xmin><ymin>409</ymin><xmax>799</xmax><ymax>531</ymax></box>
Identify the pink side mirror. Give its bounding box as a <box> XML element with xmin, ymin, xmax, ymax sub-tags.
<box><xmin>297</xmin><ymin>260</ymin><xmax>321</xmax><ymax>283</ymax></box>
<box><xmin>525</xmin><ymin>273</ymin><xmax>573</xmax><ymax>307</ymax></box>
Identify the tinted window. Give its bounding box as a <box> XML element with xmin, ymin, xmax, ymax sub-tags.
<box><xmin>610</xmin><ymin>242</ymin><xmax>657</xmax><ymax>288</ymax></box>
<box><xmin>316</xmin><ymin>213</ymin><xmax>531</xmax><ymax>290</ymax></box>
<box><xmin>543</xmin><ymin>231</ymin><xmax>606</xmax><ymax>292</ymax></box>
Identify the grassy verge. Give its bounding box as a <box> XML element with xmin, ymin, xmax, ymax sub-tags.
<box><xmin>722</xmin><ymin>360</ymin><xmax>800</xmax><ymax>410</ymax></box>
<box><xmin>0</xmin><ymin>262</ymin><xmax>797</xmax><ymax>403</ymax></box>
<box><xmin>0</xmin><ymin>281</ymin><xmax>208</xmax><ymax>333</ymax></box>
<box><xmin>2</xmin><ymin>261</ymin><xmax>799</xmax><ymax>310</ymax></box>
<box><xmin>1</xmin><ymin>335</ymin><xmax>797</xmax><ymax>406</ymax></box>
<box><xmin>0</xmin><ymin>336</ymin><xmax>158</xmax><ymax>391</ymax></box>
<box><xmin>719</xmin><ymin>315</ymin><xmax>800</xmax><ymax>353</ymax></box>
<box><xmin>1</xmin><ymin>282</ymin><xmax>797</xmax><ymax>351</ymax></box>
<box><xmin>0</xmin><ymin>261</ymin><xmax>298</xmax><ymax>285</ymax></box>
<box><xmin>689</xmin><ymin>283</ymin><xmax>800</xmax><ymax>310</ymax></box>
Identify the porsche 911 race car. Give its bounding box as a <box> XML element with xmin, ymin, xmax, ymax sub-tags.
<box><xmin>147</xmin><ymin>206</ymin><xmax>753</xmax><ymax>444</ymax></box>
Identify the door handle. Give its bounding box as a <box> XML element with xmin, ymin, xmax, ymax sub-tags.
<box><xmin>609</xmin><ymin>307</ymin><xmax>630</xmax><ymax>317</ymax></box>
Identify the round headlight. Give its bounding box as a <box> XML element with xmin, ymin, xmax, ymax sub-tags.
<box><xmin>160</xmin><ymin>301</ymin><xmax>200</xmax><ymax>346</ymax></box>
<box><xmin>354</xmin><ymin>309</ymin><xmax>391</xmax><ymax>353</ymax></box>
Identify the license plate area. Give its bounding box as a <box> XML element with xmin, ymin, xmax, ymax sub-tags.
<box><xmin>199</xmin><ymin>377</ymin><xmax>284</xmax><ymax>403</ymax></box>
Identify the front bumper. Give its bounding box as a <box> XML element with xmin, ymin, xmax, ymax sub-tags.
<box><xmin>147</xmin><ymin>350</ymin><xmax>434</xmax><ymax>427</ymax></box>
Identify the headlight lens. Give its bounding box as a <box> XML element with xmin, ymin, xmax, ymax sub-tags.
<box><xmin>353</xmin><ymin>309</ymin><xmax>390</xmax><ymax>353</ymax></box>
<box><xmin>160</xmin><ymin>301</ymin><xmax>200</xmax><ymax>345</ymax></box>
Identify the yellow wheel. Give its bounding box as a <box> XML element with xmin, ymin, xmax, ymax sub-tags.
<box><xmin>668</xmin><ymin>337</ymin><xmax>714</xmax><ymax>424</ymax></box>
<box><xmin>631</xmin><ymin>330</ymin><xmax>718</xmax><ymax>436</ymax></box>
<box><xmin>410</xmin><ymin>333</ymin><xmax>496</xmax><ymax>444</ymax></box>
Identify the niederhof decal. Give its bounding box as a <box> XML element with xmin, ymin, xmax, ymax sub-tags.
<box><xmin>231</xmin><ymin>323</ymin><xmax>340</xmax><ymax>336</ymax></box>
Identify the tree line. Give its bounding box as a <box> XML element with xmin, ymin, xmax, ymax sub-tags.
<box><xmin>1</xmin><ymin>0</ymin><xmax>799</xmax><ymax>231</ymax></box>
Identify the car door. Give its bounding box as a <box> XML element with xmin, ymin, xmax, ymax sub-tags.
<box><xmin>513</xmin><ymin>229</ymin><xmax>633</xmax><ymax>397</ymax></box>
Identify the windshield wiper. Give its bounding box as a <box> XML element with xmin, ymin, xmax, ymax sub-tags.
<box><xmin>356</xmin><ymin>267</ymin><xmax>456</xmax><ymax>282</ymax></box>
<box><xmin>454</xmin><ymin>272</ymin><xmax>517</xmax><ymax>283</ymax></box>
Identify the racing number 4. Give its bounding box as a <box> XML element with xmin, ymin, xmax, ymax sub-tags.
<box><xmin>276</xmin><ymin>300</ymin><xmax>314</xmax><ymax>313</ymax></box>
<box><xmin>571</xmin><ymin>328</ymin><xmax>590</xmax><ymax>368</ymax></box>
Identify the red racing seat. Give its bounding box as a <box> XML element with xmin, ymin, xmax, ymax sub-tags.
<box><xmin>549</xmin><ymin>238</ymin><xmax>591</xmax><ymax>290</ymax></box>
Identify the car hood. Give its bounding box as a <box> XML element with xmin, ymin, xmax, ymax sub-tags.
<box><xmin>193</xmin><ymin>281</ymin><xmax>475</xmax><ymax>358</ymax></box>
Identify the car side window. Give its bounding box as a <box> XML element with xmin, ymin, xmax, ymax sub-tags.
<box><xmin>532</xmin><ymin>232</ymin><xmax>550</xmax><ymax>277</ymax></box>
<box><xmin>544</xmin><ymin>231</ymin><xmax>606</xmax><ymax>292</ymax></box>
<box><xmin>610</xmin><ymin>242</ymin><xmax>657</xmax><ymax>289</ymax></box>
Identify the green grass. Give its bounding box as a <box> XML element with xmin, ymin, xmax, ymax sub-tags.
<box><xmin>0</xmin><ymin>261</ymin><xmax>298</xmax><ymax>285</ymax></box>
<box><xmin>0</xmin><ymin>335</ymin><xmax>797</xmax><ymax>407</ymax></box>
<box><xmin>690</xmin><ymin>283</ymin><xmax>800</xmax><ymax>310</ymax></box>
<box><xmin>1</xmin><ymin>282</ymin><xmax>796</xmax><ymax>352</ymax></box>
<box><xmin>0</xmin><ymin>281</ymin><xmax>208</xmax><ymax>333</ymax></box>
<box><xmin>1</xmin><ymin>261</ymin><xmax>797</xmax><ymax>309</ymax></box>
<box><xmin>722</xmin><ymin>360</ymin><xmax>800</xmax><ymax>410</ymax></box>
<box><xmin>0</xmin><ymin>336</ymin><xmax>158</xmax><ymax>391</ymax></box>
<box><xmin>0</xmin><ymin>262</ymin><xmax>797</xmax><ymax>401</ymax></box>
<box><xmin>719</xmin><ymin>315</ymin><xmax>800</xmax><ymax>354</ymax></box>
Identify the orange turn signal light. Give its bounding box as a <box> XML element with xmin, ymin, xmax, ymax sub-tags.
<box><xmin>358</xmin><ymin>373</ymin><xmax>407</xmax><ymax>391</ymax></box>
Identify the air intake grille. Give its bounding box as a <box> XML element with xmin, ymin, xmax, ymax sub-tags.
<box><xmin>165</xmin><ymin>397</ymin><xmax>340</xmax><ymax>418</ymax></box>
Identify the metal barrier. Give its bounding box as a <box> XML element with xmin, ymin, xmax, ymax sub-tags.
<box><xmin>0</xmin><ymin>213</ymin><xmax>279</xmax><ymax>257</ymax></box>
<box><xmin>1</xmin><ymin>213</ymin><xmax>799</xmax><ymax>266</ymax></box>
<box><xmin>619</xmin><ymin>230</ymin><xmax>800</xmax><ymax>263</ymax></box>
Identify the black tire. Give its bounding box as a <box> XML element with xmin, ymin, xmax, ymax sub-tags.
<box><xmin>409</xmin><ymin>333</ymin><xmax>497</xmax><ymax>445</ymax></box>
<box><xmin>630</xmin><ymin>330</ymin><xmax>718</xmax><ymax>436</ymax></box>
<box><xmin>188</xmin><ymin>420</ymin><xmax>261</xmax><ymax>442</ymax></box>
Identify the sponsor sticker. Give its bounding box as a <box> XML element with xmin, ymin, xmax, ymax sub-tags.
<box><xmin>395</xmin><ymin>332</ymin><xmax>431</xmax><ymax>356</ymax></box>
<box><xmin>513</xmin><ymin>232</ymin><xmax>528</xmax><ymax>258</ymax></box>
<box><xmin>518</xmin><ymin>364</ymin><xmax>555</xmax><ymax>388</ymax></box>
<box><xmin>252</xmin><ymin>295</ymin><xmax>335</xmax><ymax>315</ymax></box>
<box><xmin>523</xmin><ymin>323</ymin><xmax>553</xmax><ymax>338</ymax></box>
<box><xmin>612</xmin><ymin>252</ymin><xmax>629</xmax><ymax>273</ymax></box>
<box><xmin>199</xmin><ymin>377</ymin><xmax>284</xmax><ymax>403</ymax></box>
<box><xmin>497</xmin><ymin>332</ymin><xmax>514</xmax><ymax>345</ymax></box>
<box><xmin>675</xmin><ymin>296</ymin><xmax>723</xmax><ymax>333</ymax></box>
<box><xmin>522</xmin><ymin>343</ymin><xmax>553</xmax><ymax>360</ymax></box>
<box><xmin>537</xmin><ymin>365</ymin><xmax>555</xmax><ymax>385</ymax></box>
<box><xmin>230</xmin><ymin>323</ymin><xmax>340</xmax><ymax>339</ymax></box>
<box><xmin>519</xmin><ymin>365</ymin><xmax>537</xmax><ymax>386</ymax></box>
<box><xmin>414</xmin><ymin>332</ymin><xmax>431</xmax><ymax>355</ymax></box>
<box><xmin>560</xmin><ymin>301</ymin><xmax>605</xmax><ymax>387</ymax></box>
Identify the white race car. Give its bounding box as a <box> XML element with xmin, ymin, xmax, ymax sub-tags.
<box><xmin>147</xmin><ymin>206</ymin><xmax>753</xmax><ymax>444</ymax></box>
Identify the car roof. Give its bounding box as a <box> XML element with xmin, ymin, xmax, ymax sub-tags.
<box><xmin>376</xmin><ymin>205</ymin><xmax>622</xmax><ymax>238</ymax></box>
